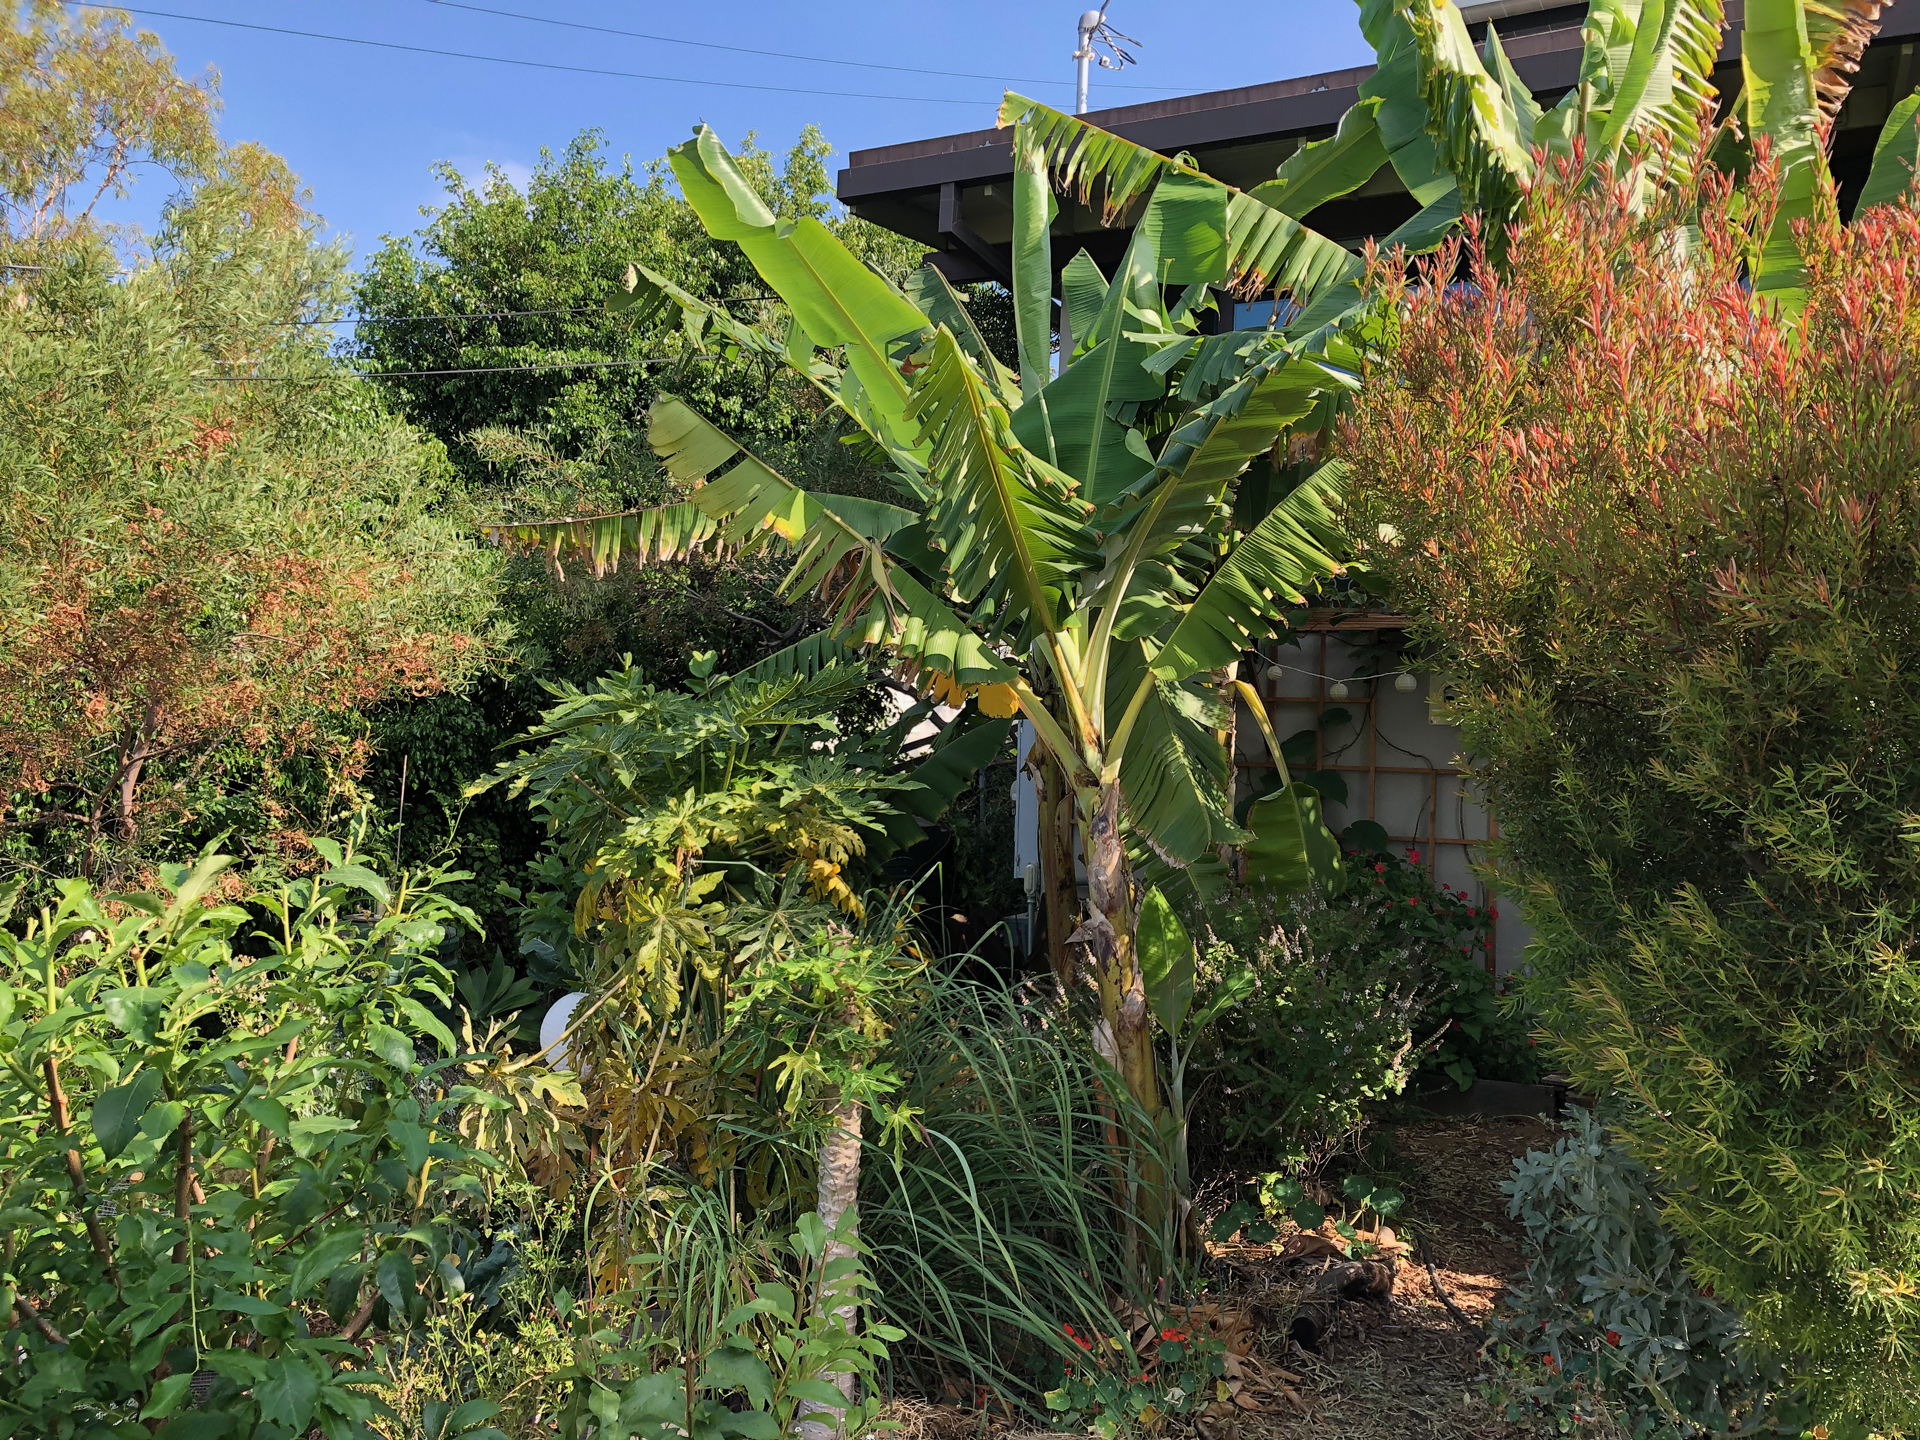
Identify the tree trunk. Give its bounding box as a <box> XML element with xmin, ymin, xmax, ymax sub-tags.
<box><xmin>1078</xmin><ymin>782</ymin><xmax>1159</xmax><ymax>1123</ymax></box>
<box><xmin>1035</xmin><ymin>749</ymin><xmax>1078</xmax><ymax>991</ymax></box>
<box><xmin>1214</xmin><ymin>662</ymin><xmax>1242</xmax><ymax>879</ymax></box>
<box><xmin>797</xmin><ymin>1094</ymin><xmax>862</xmax><ymax>1440</ymax></box>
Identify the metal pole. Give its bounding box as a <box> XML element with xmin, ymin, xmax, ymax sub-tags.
<box><xmin>1074</xmin><ymin>9</ymin><xmax>1099</xmax><ymax>113</ymax></box>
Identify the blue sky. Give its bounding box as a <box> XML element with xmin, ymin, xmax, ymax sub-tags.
<box><xmin>98</xmin><ymin>1</ymin><xmax>1373</xmax><ymax>265</ymax></box>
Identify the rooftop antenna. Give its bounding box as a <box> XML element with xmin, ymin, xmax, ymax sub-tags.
<box><xmin>1074</xmin><ymin>3</ymin><xmax>1140</xmax><ymax>114</ymax></box>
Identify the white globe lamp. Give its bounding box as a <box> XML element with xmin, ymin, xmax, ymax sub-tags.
<box><xmin>539</xmin><ymin>992</ymin><xmax>586</xmax><ymax>1071</ymax></box>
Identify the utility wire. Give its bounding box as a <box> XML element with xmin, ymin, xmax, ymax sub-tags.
<box><xmin>73</xmin><ymin>5</ymin><xmax>995</xmax><ymax>105</ymax></box>
<box><xmin>424</xmin><ymin>0</ymin><xmax>1193</xmax><ymax>93</ymax></box>
<box><xmin>203</xmin><ymin>356</ymin><xmax>676</xmax><ymax>380</ymax></box>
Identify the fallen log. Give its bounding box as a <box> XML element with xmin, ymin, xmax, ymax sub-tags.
<box><xmin>1286</xmin><ymin>1257</ymin><xmax>1397</xmax><ymax>1351</ymax></box>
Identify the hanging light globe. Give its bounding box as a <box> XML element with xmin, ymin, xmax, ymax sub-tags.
<box><xmin>1395</xmin><ymin>671</ymin><xmax>1419</xmax><ymax>693</ymax></box>
<box><xmin>1328</xmin><ymin>679</ymin><xmax>1351</xmax><ymax>701</ymax></box>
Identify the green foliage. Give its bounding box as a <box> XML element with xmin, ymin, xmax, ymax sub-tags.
<box><xmin>1338</xmin><ymin>829</ymin><xmax>1537</xmax><ymax>1090</ymax></box>
<box><xmin>1041</xmin><ymin>1322</ymin><xmax>1228</xmax><ymax>1439</ymax></box>
<box><xmin>1485</xmin><ymin>1111</ymin><xmax>1799</xmax><ymax>1439</ymax></box>
<box><xmin>0</xmin><ymin>145</ymin><xmax>499</xmax><ymax>888</ymax></box>
<box><xmin>1343</xmin><ymin>159</ymin><xmax>1920</xmax><ymax>1425</ymax></box>
<box><xmin>860</xmin><ymin>976</ymin><xmax>1174</xmax><ymax>1418</ymax></box>
<box><xmin>0</xmin><ymin>847</ymin><xmax>498</xmax><ymax>1438</ymax></box>
<box><xmin>1188</xmin><ymin>890</ymin><xmax>1427</xmax><ymax>1171</ymax></box>
<box><xmin>540</xmin><ymin>1206</ymin><xmax>897</xmax><ymax>1440</ymax></box>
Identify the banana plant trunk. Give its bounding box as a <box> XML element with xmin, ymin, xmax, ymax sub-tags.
<box><xmin>1078</xmin><ymin>781</ymin><xmax>1161</xmax><ymax>1122</ymax></box>
<box><xmin>1035</xmin><ymin>749</ymin><xmax>1079</xmax><ymax>991</ymax></box>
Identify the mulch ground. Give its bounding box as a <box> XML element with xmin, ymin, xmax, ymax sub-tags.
<box><xmin>896</xmin><ymin>1111</ymin><xmax>1556</xmax><ymax>1440</ymax></box>
<box><xmin>1213</xmin><ymin>1113</ymin><xmax>1553</xmax><ymax>1440</ymax></box>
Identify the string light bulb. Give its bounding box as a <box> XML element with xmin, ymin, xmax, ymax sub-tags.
<box><xmin>1328</xmin><ymin>679</ymin><xmax>1351</xmax><ymax>700</ymax></box>
<box><xmin>1394</xmin><ymin>671</ymin><xmax>1419</xmax><ymax>693</ymax></box>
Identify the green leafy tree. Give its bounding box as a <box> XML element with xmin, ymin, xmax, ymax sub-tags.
<box><xmin>0</xmin><ymin>850</ymin><xmax>502</xmax><ymax>1438</ymax></box>
<box><xmin>0</xmin><ymin>3</ymin><xmax>500</xmax><ymax>889</ymax></box>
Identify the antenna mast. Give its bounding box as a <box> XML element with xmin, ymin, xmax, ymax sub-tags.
<box><xmin>1073</xmin><ymin>3</ymin><xmax>1140</xmax><ymax>114</ymax></box>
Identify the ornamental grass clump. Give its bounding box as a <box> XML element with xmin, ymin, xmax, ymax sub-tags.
<box><xmin>1342</xmin><ymin>153</ymin><xmax>1920</xmax><ymax>1428</ymax></box>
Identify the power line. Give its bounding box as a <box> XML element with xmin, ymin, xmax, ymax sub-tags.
<box><xmin>203</xmin><ymin>356</ymin><xmax>676</xmax><ymax>380</ymax></box>
<box><xmin>424</xmin><ymin>0</ymin><xmax>1193</xmax><ymax>94</ymax></box>
<box><xmin>74</xmin><ymin>5</ymin><xmax>996</xmax><ymax>105</ymax></box>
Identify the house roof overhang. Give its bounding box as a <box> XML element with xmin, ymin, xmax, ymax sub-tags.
<box><xmin>837</xmin><ymin>0</ymin><xmax>1920</xmax><ymax>287</ymax></box>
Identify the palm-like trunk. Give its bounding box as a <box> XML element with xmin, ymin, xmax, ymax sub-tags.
<box><xmin>797</xmin><ymin>1093</ymin><xmax>861</xmax><ymax>1440</ymax></box>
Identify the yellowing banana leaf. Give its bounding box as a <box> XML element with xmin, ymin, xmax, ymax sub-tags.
<box><xmin>668</xmin><ymin>125</ymin><xmax>932</xmax><ymax>456</ymax></box>
<box><xmin>1858</xmin><ymin>87</ymin><xmax>1920</xmax><ymax>212</ymax></box>
<box><xmin>841</xmin><ymin>564</ymin><xmax>1016</xmax><ymax>686</ymax></box>
<box><xmin>1803</xmin><ymin>0</ymin><xmax>1887</xmax><ymax>125</ymax></box>
<box><xmin>483</xmin><ymin>503</ymin><xmax>726</xmax><ymax>580</ymax></box>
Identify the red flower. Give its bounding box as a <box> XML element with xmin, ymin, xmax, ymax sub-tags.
<box><xmin>1160</xmin><ymin>1328</ymin><xmax>1186</xmax><ymax>1342</ymax></box>
<box><xmin>1408</xmin><ymin>848</ymin><xmax>1422</xmax><ymax>862</ymax></box>
<box><xmin>1408</xmin><ymin>895</ymin><xmax>1420</xmax><ymax>905</ymax></box>
<box><xmin>1490</xmin><ymin>908</ymin><xmax>1499</xmax><ymax>919</ymax></box>
<box><xmin>1460</xmin><ymin>946</ymin><xmax>1470</xmax><ymax>955</ymax></box>
<box><xmin>1466</xmin><ymin>906</ymin><xmax>1476</xmax><ymax>916</ymax></box>
<box><xmin>1606</xmin><ymin>1330</ymin><xmax>1621</xmax><ymax>1346</ymax></box>
<box><xmin>1373</xmin><ymin>862</ymin><xmax>1385</xmax><ymax>873</ymax></box>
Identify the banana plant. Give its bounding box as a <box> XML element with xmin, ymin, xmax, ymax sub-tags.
<box><xmin>1015</xmin><ymin>0</ymin><xmax>1916</xmax><ymax>317</ymax></box>
<box><xmin>492</xmin><ymin>121</ymin><xmax>1370</xmax><ymax>1155</ymax></box>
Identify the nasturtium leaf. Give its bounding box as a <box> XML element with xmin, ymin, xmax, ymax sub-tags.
<box><xmin>92</xmin><ymin>1070</ymin><xmax>163</xmax><ymax>1159</ymax></box>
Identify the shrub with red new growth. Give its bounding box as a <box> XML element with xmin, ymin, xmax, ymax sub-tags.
<box><xmin>1342</xmin><ymin>152</ymin><xmax>1920</xmax><ymax>1429</ymax></box>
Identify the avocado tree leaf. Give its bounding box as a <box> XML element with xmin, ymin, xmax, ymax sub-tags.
<box><xmin>92</xmin><ymin>1070</ymin><xmax>162</xmax><ymax>1160</ymax></box>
